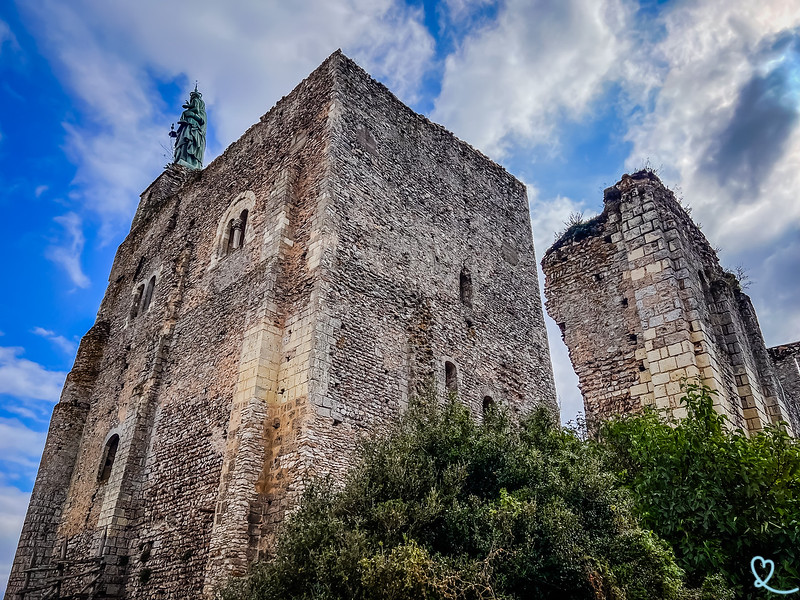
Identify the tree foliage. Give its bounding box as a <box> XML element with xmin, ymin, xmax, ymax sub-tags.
<box><xmin>601</xmin><ymin>382</ymin><xmax>800</xmax><ymax>598</ymax></box>
<box><xmin>220</xmin><ymin>395</ymin><xmax>699</xmax><ymax>600</ymax></box>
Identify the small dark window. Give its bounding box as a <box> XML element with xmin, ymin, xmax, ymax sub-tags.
<box><xmin>239</xmin><ymin>210</ymin><xmax>249</xmax><ymax>246</ymax></box>
<box><xmin>445</xmin><ymin>361</ymin><xmax>458</xmax><ymax>394</ymax></box>
<box><xmin>141</xmin><ymin>276</ymin><xmax>156</xmax><ymax>312</ymax></box>
<box><xmin>130</xmin><ymin>284</ymin><xmax>145</xmax><ymax>319</ymax></box>
<box><xmin>629</xmin><ymin>333</ymin><xmax>637</xmax><ymax>342</ymax></box>
<box><xmin>621</xmin><ymin>297</ymin><xmax>629</xmax><ymax>308</ymax></box>
<box><xmin>98</xmin><ymin>434</ymin><xmax>120</xmax><ymax>483</ymax></box>
<box><xmin>459</xmin><ymin>268</ymin><xmax>473</xmax><ymax>307</ymax></box>
<box><xmin>482</xmin><ymin>396</ymin><xmax>495</xmax><ymax>413</ymax></box>
<box><xmin>225</xmin><ymin>219</ymin><xmax>236</xmax><ymax>254</ymax></box>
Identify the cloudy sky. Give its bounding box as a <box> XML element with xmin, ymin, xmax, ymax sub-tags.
<box><xmin>0</xmin><ymin>0</ymin><xmax>799</xmax><ymax>591</ymax></box>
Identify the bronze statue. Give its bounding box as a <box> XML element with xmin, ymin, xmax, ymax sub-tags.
<box><xmin>173</xmin><ymin>87</ymin><xmax>206</xmax><ymax>169</ymax></box>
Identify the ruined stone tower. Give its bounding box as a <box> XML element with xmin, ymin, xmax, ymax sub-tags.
<box><xmin>542</xmin><ymin>170</ymin><xmax>792</xmax><ymax>434</ymax></box>
<box><xmin>7</xmin><ymin>51</ymin><xmax>556</xmax><ymax>599</ymax></box>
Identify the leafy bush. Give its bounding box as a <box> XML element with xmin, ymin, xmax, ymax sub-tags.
<box><xmin>601</xmin><ymin>382</ymin><xmax>800</xmax><ymax>598</ymax></box>
<box><xmin>220</xmin><ymin>395</ymin><xmax>697</xmax><ymax>600</ymax></box>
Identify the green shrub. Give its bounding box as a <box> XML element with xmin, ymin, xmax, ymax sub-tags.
<box><xmin>220</xmin><ymin>394</ymin><xmax>695</xmax><ymax>600</ymax></box>
<box><xmin>601</xmin><ymin>381</ymin><xmax>800</xmax><ymax>598</ymax></box>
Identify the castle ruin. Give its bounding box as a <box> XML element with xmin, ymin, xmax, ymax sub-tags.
<box><xmin>542</xmin><ymin>170</ymin><xmax>797</xmax><ymax>435</ymax></box>
<box><xmin>6</xmin><ymin>52</ymin><xmax>556</xmax><ymax>599</ymax></box>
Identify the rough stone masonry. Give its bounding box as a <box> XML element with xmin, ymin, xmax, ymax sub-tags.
<box><xmin>6</xmin><ymin>51</ymin><xmax>557</xmax><ymax>599</ymax></box>
<box><xmin>769</xmin><ymin>342</ymin><xmax>800</xmax><ymax>435</ymax></box>
<box><xmin>542</xmin><ymin>170</ymin><xmax>796</xmax><ymax>435</ymax></box>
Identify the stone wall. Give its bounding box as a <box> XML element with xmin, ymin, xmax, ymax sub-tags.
<box><xmin>7</xmin><ymin>51</ymin><xmax>556</xmax><ymax>599</ymax></box>
<box><xmin>287</xmin><ymin>50</ymin><xmax>558</xmax><ymax>522</ymax></box>
<box><xmin>769</xmin><ymin>342</ymin><xmax>800</xmax><ymax>435</ymax></box>
<box><xmin>542</xmin><ymin>171</ymin><xmax>792</xmax><ymax>434</ymax></box>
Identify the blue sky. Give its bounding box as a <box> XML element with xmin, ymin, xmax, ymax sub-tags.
<box><xmin>1</xmin><ymin>0</ymin><xmax>799</xmax><ymax>591</ymax></box>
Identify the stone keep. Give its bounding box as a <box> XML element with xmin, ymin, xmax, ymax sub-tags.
<box><xmin>542</xmin><ymin>170</ymin><xmax>793</xmax><ymax>434</ymax></box>
<box><xmin>6</xmin><ymin>51</ymin><xmax>556</xmax><ymax>599</ymax></box>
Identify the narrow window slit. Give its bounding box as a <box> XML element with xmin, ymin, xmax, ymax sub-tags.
<box><xmin>142</xmin><ymin>276</ymin><xmax>156</xmax><ymax>312</ymax></box>
<box><xmin>130</xmin><ymin>284</ymin><xmax>145</xmax><ymax>319</ymax></box>
<box><xmin>445</xmin><ymin>361</ymin><xmax>458</xmax><ymax>394</ymax></box>
<box><xmin>459</xmin><ymin>267</ymin><xmax>473</xmax><ymax>307</ymax></box>
<box><xmin>98</xmin><ymin>434</ymin><xmax>120</xmax><ymax>484</ymax></box>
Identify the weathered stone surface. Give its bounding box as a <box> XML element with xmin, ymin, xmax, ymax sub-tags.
<box><xmin>769</xmin><ymin>342</ymin><xmax>800</xmax><ymax>435</ymax></box>
<box><xmin>542</xmin><ymin>170</ymin><xmax>793</xmax><ymax>435</ymax></box>
<box><xmin>7</xmin><ymin>51</ymin><xmax>556</xmax><ymax>599</ymax></box>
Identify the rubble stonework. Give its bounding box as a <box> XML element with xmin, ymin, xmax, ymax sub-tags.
<box><xmin>6</xmin><ymin>51</ymin><xmax>556</xmax><ymax>599</ymax></box>
<box><xmin>542</xmin><ymin>170</ymin><xmax>793</xmax><ymax>434</ymax></box>
<box><xmin>769</xmin><ymin>342</ymin><xmax>800</xmax><ymax>435</ymax></box>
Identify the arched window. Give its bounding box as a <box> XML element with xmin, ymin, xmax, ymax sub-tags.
<box><xmin>459</xmin><ymin>267</ymin><xmax>473</xmax><ymax>307</ymax></box>
<box><xmin>142</xmin><ymin>276</ymin><xmax>156</xmax><ymax>312</ymax></box>
<box><xmin>238</xmin><ymin>210</ymin><xmax>249</xmax><ymax>247</ymax></box>
<box><xmin>130</xmin><ymin>284</ymin><xmax>144</xmax><ymax>319</ymax></box>
<box><xmin>225</xmin><ymin>219</ymin><xmax>236</xmax><ymax>254</ymax></box>
<box><xmin>98</xmin><ymin>434</ymin><xmax>120</xmax><ymax>484</ymax></box>
<box><xmin>445</xmin><ymin>361</ymin><xmax>458</xmax><ymax>394</ymax></box>
<box><xmin>482</xmin><ymin>396</ymin><xmax>495</xmax><ymax>414</ymax></box>
<box><xmin>224</xmin><ymin>210</ymin><xmax>250</xmax><ymax>255</ymax></box>
<box><xmin>210</xmin><ymin>191</ymin><xmax>256</xmax><ymax>268</ymax></box>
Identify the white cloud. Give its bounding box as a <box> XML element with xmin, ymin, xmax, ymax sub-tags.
<box><xmin>432</xmin><ymin>0</ymin><xmax>651</xmax><ymax>158</ymax></box>
<box><xmin>0</xmin><ymin>420</ymin><xmax>46</xmax><ymax>477</ymax></box>
<box><xmin>32</xmin><ymin>327</ymin><xmax>77</xmax><ymax>357</ymax></box>
<box><xmin>45</xmin><ymin>212</ymin><xmax>90</xmax><ymax>289</ymax></box>
<box><xmin>34</xmin><ymin>185</ymin><xmax>48</xmax><ymax>198</ymax></box>
<box><xmin>624</xmin><ymin>1</ymin><xmax>800</xmax><ymax>251</ymax></box>
<box><xmin>735</xmin><ymin>231</ymin><xmax>800</xmax><ymax>347</ymax></box>
<box><xmin>18</xmin><ymin>0</ymin><xmax>435</xmax><ymax>239</ymax></box>
<box><xmin>0</xmin><ymin>419</ymin><xmax>45</xmax><ymax>595</ymax></box>
<box><xmin>0</xmin><ymin>485</ymin><xmax>30</xmax><ymax>598</ymax></box>
<box><xmin>0</xmin><ymin>353</ymin><xmax>56</xmax><ymax>596</ymax></box>
<box><xmin>528</xmin><ymin>186</ymin><xmax>590</xmax><ymax>255</ymax></box>
<box><xmin>0</xmin><ymin>349</ymin><xmax>63</xmax><ymax>595</ymax></box>
<box><xmin>0</xmin><ymin>19</ymin><xmax>17</xmax><ymax>53</ymax></box>
<box><xmin>444</xmin><ymin>0</ymin><xmax>497</xmax><ymax>23</ymax></box>
<box><xmin>0</xmin><ymin>417</ymin><xmax>49</xmax><ymax>597</ymax></box>
<box><xmin>0</xmin><ymin>346</ymin><xmax>65</xmax><ymax>411</ymax></box>
<box><xmin>526</xmin><ymin>184</ymin><xmax>587</xmax><ymax>423</ymax></box>
<box><xmin>622</xmin><ymin>0</ymin><xmax>800</xmax><ymax>347</ymax></box>
<box><xmin>545</xmin><ymin>317</ymin><xmax>583</xmax><ymax>425</ymax></box>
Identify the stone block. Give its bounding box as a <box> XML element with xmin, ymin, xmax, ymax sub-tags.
<box><xmin>645</xmin><ymin>262</ymin><xmax>663</xmax><ymax>274</ymax></box>
<box><xmin>628</xmin><ymin>247</ymin><xmax>645</xmax><ymax>261</ymax></box>
<box><xmin>651</xmin><ymin>372</ymin><xmax>670</xmax><ymax>386</ymax></box>
<box><xmin>659</xmin><ymin>356</ymin><xmax>678</xmax><ymax>371</ymax></box>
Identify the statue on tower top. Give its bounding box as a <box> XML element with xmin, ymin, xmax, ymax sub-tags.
<box><xmin>172</xmin><ymin>85</ymin><xmax>206</xmax><ymax>169</ymax></box>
